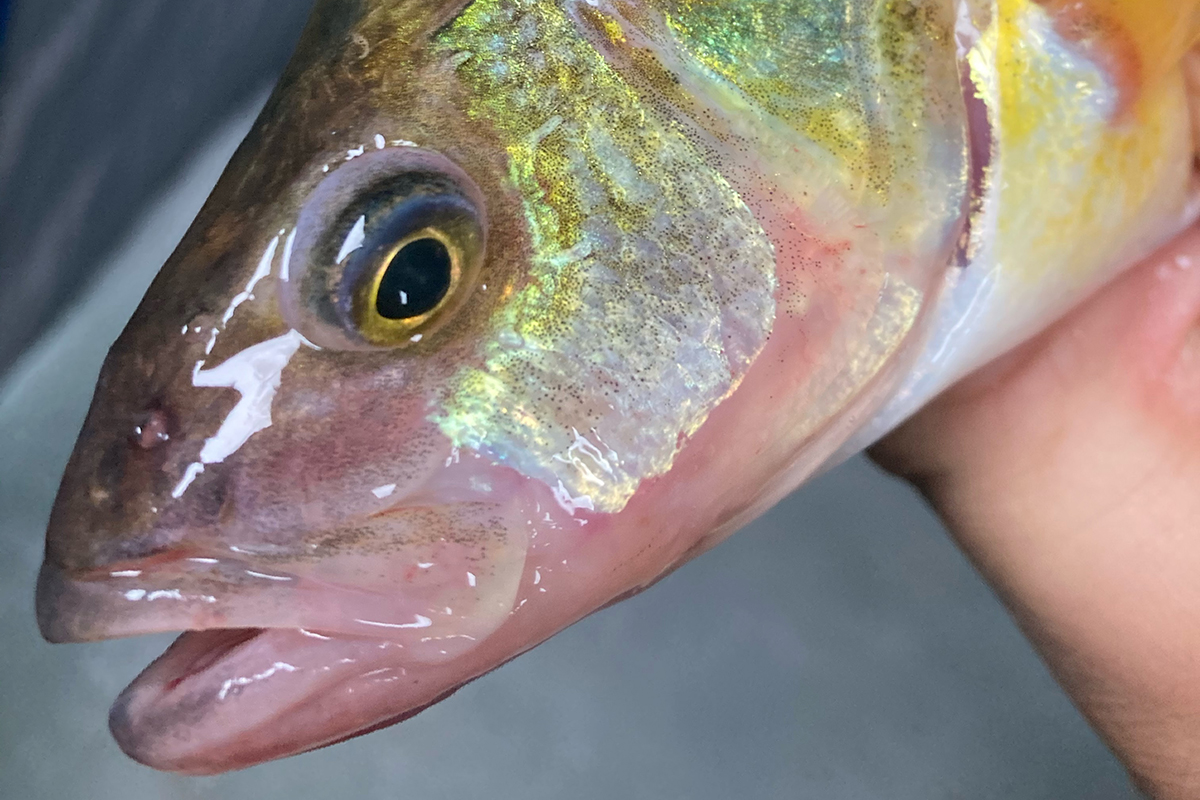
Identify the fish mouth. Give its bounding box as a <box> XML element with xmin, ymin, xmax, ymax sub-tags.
<box><xmin>37</xmin><ymin>557</ymin><xmax>520</xmax><ymax>774</ymax></box>
<box><xmin>34</xmin><ymin>438</ymin><xmax>559</xmax><ymax>773</ymax></box>
<box><xmin>35</xmin><ymin>505</ymin><xmax>539</xmax><ymax>774</ymax></box>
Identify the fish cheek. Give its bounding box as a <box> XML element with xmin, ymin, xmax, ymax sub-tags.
<box><xmin>202</xmin><ymin>348</ymin><xmax>440</xmax><ymax>539</ymax></box>
<box><xmin>329</xmin><ymin>517</ymin><xmax>518</xmax><ymax>655</ymax></box>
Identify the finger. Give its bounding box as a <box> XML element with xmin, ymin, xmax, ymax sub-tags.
<box><xmin>873</xmin><ymin>224</ymin><xmax>1200</xmax><ymax>798</ymax></box>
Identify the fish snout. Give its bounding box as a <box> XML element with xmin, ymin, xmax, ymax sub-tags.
<box><xmin>37</xmin><ymin>428</ymin><xmax>233</xmax><ymax>645</ymax></box>
<box><xmin>42</xmin><ymin>372</ymin><xmax>236</xmax><ymax>550</ymax></box>
<box><xmin>38</xmin><ymin>383</ymin><xmax>539</xmax><ymax>662</ymax></box>
<box><xmin>37</xmin><ymin>334</ymin><xmax>248</xmax><ymax>643</ymax></box>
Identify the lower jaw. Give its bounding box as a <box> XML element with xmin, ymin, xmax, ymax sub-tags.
<box><xmin>108</xmin><ymin>626</ymin><xmax>453</xmax><ymax>774</ymax></box>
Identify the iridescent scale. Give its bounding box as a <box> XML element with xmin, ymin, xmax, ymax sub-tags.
<box><xmin>432</xmin><ymin>0</ymin><xmax>968</xmax><ymax>512</ymax></box>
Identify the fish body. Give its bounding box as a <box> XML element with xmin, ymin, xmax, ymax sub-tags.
<box><xmin>34</xmin><ymin>0</ymin><xmax>1200</xmax><ymax>772</ymax></box>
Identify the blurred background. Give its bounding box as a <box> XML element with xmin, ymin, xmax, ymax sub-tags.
<box><xmin>0</xmin><ymin>2</ymin><xmax>1142</xmax><ymax>798</ymax></box>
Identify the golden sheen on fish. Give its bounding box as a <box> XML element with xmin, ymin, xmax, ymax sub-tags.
<box><xmin>34</xmin><ymin>0</ymin><xmax>1200</xmax><ymax>772</ymax></box>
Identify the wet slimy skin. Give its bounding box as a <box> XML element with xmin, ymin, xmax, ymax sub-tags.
<box><xmin>35</xmin><ymin>0</ymin><xmax>1200</xmax><ymax>772</ymax></box>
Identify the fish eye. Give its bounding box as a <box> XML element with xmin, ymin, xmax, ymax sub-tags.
<box><xmin>373</xmin><ymin>236</ymin><xmax>453</xmax><ymax>320</ymax></box>
<box><xmin>343</xmin><ymin>190</ymin><xmax>482</xmax><ymax>347</ymax></box>
<box><xmin>280</xmin><ymin>148</ymin><xmax>487</xmax><ymax>351</ymax></box>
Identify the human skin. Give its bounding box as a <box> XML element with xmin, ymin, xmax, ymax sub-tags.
<box><xmin>873</xmin><ymin>219</ymin><xmax>1200</xmax><ymax>796</ymax></box>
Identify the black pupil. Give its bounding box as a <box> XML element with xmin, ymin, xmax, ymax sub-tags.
<box><xmin>375</xmin><ymin>237</ymin><xmax>453</xmax><ymax>320</ymax></box>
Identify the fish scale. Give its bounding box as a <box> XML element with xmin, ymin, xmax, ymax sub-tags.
<box><xmin>434</xmin><ymin>0</ymin><xmax>778</xmax><ymax>512</ymax></box>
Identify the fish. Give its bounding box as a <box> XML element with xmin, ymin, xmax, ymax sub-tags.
<box><xmin>33</xmin><ymin>0</ymin><xmax>1200</xmax><ymax>774</ymax></box>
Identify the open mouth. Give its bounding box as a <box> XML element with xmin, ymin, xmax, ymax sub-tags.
<box><xmin>33</xmin><ymin>441</ymin><xmax>580</xmax><ymax>775</ymax></box>
<box><xmin>34</xmin><ymin>525</ymin><xmax>544</xmax><ymax>774</ymax></box>
<box><xmin>34</xmin><ymin>454</ymin><xmax>640</xmax><ymax>776</ymax></box>
<box><xmin>38</xmin><ymin>562</ymin><xmax>527</xmax><ymax>774</ymax></box>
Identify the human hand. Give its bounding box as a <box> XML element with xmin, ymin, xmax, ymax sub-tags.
<box><xmin>873</xmin><ymin>224</ymin><xmax>1200</xmax><ymax>798</ymax></box>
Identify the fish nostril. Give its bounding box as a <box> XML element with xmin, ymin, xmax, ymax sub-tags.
<box><xmin>130</xmin><ymin>407</ymin><xmax>171</xmax><ymax>451</ymax></box>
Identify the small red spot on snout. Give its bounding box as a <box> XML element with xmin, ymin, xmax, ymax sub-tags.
<box><xmin>131</xmin><ymin>407</ymin><xmax>172</xmax><ymax>451</ymax></box>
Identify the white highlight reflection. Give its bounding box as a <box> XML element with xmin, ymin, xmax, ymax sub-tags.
<box><xmin>337</xmin><ymin>215</ymin><xmax>366</xmax><ymax>264</ymax></box>
<box><xmin>354</xmin><ymin>615</ymin><xmax>433</xmax><ymax>630</ymax></box>
<box><xmin>122</xmin><ymin>588</ymin><xmax>216</xmax><ymax>604</ymax></box>
<box><xmin>298</xmin><ymin>629</ymin><xmax>332</xmax><ymax>641</ymax></box>
<box><xmin>194</xmin><ymin>330</ymin><xmax>305</xmax><ymax>466</ymax></box>
<box><xmin>172</xmin><ymin>236</ymin><xmax>315</xmax><ymax>499</ymax></box>
<box><xmin>218</xmin><ymin>661</ymin><xmax>298</xmax><ymax>701</ymax></box>
<box><xmin>245</xmin><ymin>570</ymin><xmax>292</xmax><ymax>582</ymax></box>
<box><xmin>552</xmin><ymin>480</ymin><xmax>595</xmax><ymax>515</ymax></box>
<box><xmin>279</xmin><ymin>228</ymin><xmax>298</xmax><ymax>283</ymax></box>
<box><xmin>221</xmin><ymin>235</ymin><xmax>278</xmax><ymax>326</ymax></box>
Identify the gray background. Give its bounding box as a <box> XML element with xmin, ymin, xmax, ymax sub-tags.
<box><xmin>0</xmin><ymin>0</ymin><xmax>313</xmax><ymax>375</ymax></box>
<box><xmin>0</xmin><ymin>3</ymin><xmax>1141</xmax><ymax>798</ymax></box>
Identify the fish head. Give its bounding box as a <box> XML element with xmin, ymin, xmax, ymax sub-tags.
<box><xmin>34</xmin><ymin>0</ymin><xmax>1200</xmax><ymax>774</ymax></box>
<box><xmin>39</xmin><ymin>2</ymin><xmax>540</xmax><ymax>651</ymax></box>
